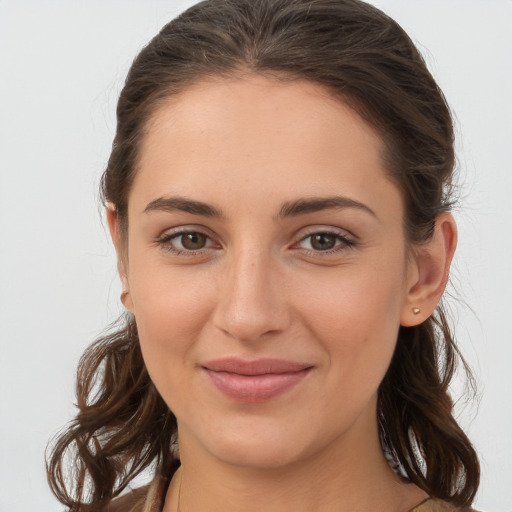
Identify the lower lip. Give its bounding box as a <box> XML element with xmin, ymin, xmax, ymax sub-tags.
<box><xmin>204</xmin><ymin>368</ymin><xmax>311</xmax><ymax>403</ymax></box>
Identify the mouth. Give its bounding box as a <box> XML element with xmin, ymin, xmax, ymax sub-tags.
<box><xmin>202</xmin><ymin>358</ymin><xmax>313</xmax><ymax>403</ymax></box>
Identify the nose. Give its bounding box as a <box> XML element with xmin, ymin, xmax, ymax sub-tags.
<box><xmin>212</xmin><ymin>248</ymin><xmax>291</xmax><ymax>343</ymax></box>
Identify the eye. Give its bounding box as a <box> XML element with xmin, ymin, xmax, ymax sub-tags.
<box><xmin>297</xmin><ymin>231</ymin><xmax>354</xmax><ymax>252</ymax></box>
<box><xmin>177</xmin><ymin>232</ymin><xmax>208</xmax><ymax>250</ymax></box>
<box><xmin>156</xmin><ymin>229</ymin><xmax>217</xmax><ymax>254</ymax></box>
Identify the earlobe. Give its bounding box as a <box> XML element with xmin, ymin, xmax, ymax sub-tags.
<box><xmin>400</xmin><ymin>212</ymin><xmax>457</xmax><ymax>327</ymax></box>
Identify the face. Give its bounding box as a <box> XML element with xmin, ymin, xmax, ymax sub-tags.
<box><xmin>117</xmin><ymin>75</ymin><xmax>418</xmax><ymax>470</ymax></box>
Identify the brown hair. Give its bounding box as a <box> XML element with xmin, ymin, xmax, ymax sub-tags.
<box><xmin>47</xmin><ymin>0</ymin><xmax>479</xmax><ymax>509</ymax></box>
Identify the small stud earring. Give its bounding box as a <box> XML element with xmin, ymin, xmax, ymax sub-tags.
<box><xmin>412</xmin><ymin>307</ymin><xmax>421</xmax><ymax>315</ymax></box>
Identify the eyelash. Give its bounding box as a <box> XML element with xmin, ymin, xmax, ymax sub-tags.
<box><xmin>155</xmin><ymin>228</ymin><xmax>355</xmax><ymax>256</ymax></box>
<box><xmin>295</xmin><ymin>230</ymin><xmax>355</xmax><ymax>254</ymax></box>
<box><xmin>155</xmin><ymin>229</ymin><xmax>217</xmax><ymax>256</ymax></box>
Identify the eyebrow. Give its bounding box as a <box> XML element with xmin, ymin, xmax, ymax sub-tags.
<box><xmin>144</xmin><ymin>196</ymin><xmax>224</xmax><ymax>217</ymax></box>
<box><xmin>143</xmin><ymin>195</ymin><xmax>376</xmax><ymax>219</ymax></box>
<box><xmin>278</xmin><ymin>196</ymin><xmax>377</xmax><ymax>219</ymax></box>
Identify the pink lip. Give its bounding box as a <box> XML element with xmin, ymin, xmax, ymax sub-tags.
<box><xmin>202</xmin><ymin>358</ymin><xmax>313</xmax><ymax>403</ymax></box>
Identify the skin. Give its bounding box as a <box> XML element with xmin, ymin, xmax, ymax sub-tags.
<box><xmin>108</xmin><ymin>75</ymin><xmax>457</xmax><ymax>512</ymax></box>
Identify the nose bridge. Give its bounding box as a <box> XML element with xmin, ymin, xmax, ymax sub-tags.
<box><xmin>213</xmin><ymin>242</ymin><xmax>289</xmax><ymax>342</ymax></box>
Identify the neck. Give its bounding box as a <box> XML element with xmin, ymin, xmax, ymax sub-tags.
<box><xmin>164</xmin><ymin>413</ymin><xmax>427</xmax><ymax>512</ymax></box>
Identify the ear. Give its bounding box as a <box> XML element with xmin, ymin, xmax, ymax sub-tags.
<box><xmin>400</xmin><ymin>212</ymin><xmax>457</xmax><ymax>327</ymax></box>
<box><xmin>106</xmin><ymin>204</ymin><xmax>134</xmax><ymax>312</ymax></box>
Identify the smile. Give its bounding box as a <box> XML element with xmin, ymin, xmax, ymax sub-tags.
<box><xmin>202</xmin><ymin>358</ymin><xmax>313</xmax><ymax>403</ymax></box>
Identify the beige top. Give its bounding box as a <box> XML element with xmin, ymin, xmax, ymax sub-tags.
<box><xmin>411</xmin><ymin>499</ymin><xmax>476</xmax><ymax>511</ymax></box>
<box><xmin>105</xmin><ymin>485</ymin><xmax>478</xmax><ymax>512</ymax></box>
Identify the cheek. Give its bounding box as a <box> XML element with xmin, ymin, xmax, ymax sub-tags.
<box><xmin>294</xmin><ymin>262</ymin><xmax>405</xmax><ymax>389</ymax></box>
<box><xmin>297</xmin><ymin>260</ymin><xmax>406</xmax><ymax>331</ymax></box>
<box><xmin>128</xmin><ymin>261</ymin><xmax>216</xmax><ymax>392</ymax></box>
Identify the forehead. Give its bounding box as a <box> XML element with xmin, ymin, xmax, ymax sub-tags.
<box><xmin>131</xmin><ymin>75</ymin><xmax>401</xmax><ymax>219</ymax></box>
<box><xmin>141</xmin><ymin>74</ymin><xmax>384</xmax><ymax>164</ymax></box>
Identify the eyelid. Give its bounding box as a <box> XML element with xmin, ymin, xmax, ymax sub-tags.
<box><xmin>290</xmin><ymin>225</ymin><xmax>356</xmax><ymax>253</ymax></box>
<box><xmin>155</xmin><ymin>225</ymin><xmax>221</xmax><ymax>254</ymax></box>
<box><xmin>156</xmin><ymin>223</ymin><xmax>219</xmax><ymax>241</ymax></box>
<box><xmin>154</xmin><ymin>224</ymin><xmax>356</xmax><ymax>256</ymax></box>
<box><xmin>293</xmin><ymin>225</ymin><xmax>355</xmax><ymax>242</ymax></box>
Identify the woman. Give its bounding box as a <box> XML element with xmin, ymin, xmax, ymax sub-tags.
<box><xmin>46</xmin><ymin>0</ymin><xmax>480</xmax><ymax>511</ymax></box>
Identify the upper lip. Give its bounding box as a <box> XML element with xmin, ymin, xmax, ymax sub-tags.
<box><xmin>202</xmin><ymin>358</ymin><xmax>312</xmax><ymax>376</ymax></box>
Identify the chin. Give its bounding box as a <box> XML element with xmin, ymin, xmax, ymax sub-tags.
<box><xmin>182</xmin><ymin>412</ymin><xmax>342</xmax><ymax>471</ymax></box>
<box><xmin>208</xmin><ymin>435</ymin><xmax>307</xmax><ymax>469</ymax></box>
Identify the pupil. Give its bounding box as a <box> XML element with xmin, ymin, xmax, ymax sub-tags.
<box><xmin>311</xmin><ymin>233</ymin><xmax>336</xmax><ymax>251</ymax></box>
<box><xmin>182</xmin><ymin>233</ymin><xmax>206</xmax><ymax>250</ymax></box>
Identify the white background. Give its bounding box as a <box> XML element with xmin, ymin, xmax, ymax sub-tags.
<box><xmin>0</xmin><ymin>1</ymin><xmax>510</xmax><ymax>511</ymax></box>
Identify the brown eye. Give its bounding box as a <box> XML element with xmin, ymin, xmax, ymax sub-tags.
<box><xmin>310</xmin><ymin>233</ymin><xmax>337</xmax><ymax>251</ymax></box>
<box><xmin>180</xmin><ymin>232</ymin><xmax>208</xmax><ymax>250</ymax></box>
<box><xmin>296</xmin><ymin>231</ymin><xmax>354</xmax><ymax>253</ymax></box>
<box><xmin>156</xmin><ymin>229</ymin><xmax>218</xmax><ymax>255</ymax></box>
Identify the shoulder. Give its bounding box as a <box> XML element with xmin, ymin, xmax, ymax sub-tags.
<box><xmin>104</xmin><ymin>464</ymin><xmax>178</xmax><ymax>512</ymax></box>
<box><xmin>411</xmin><ymin>498</ymin><xmax>479</xmax><ymax>512</ymax></box>
<box><xmin>103</xmin><ymin>485</ymin><xmax>150</xmax><ymax>512</ymax></box>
